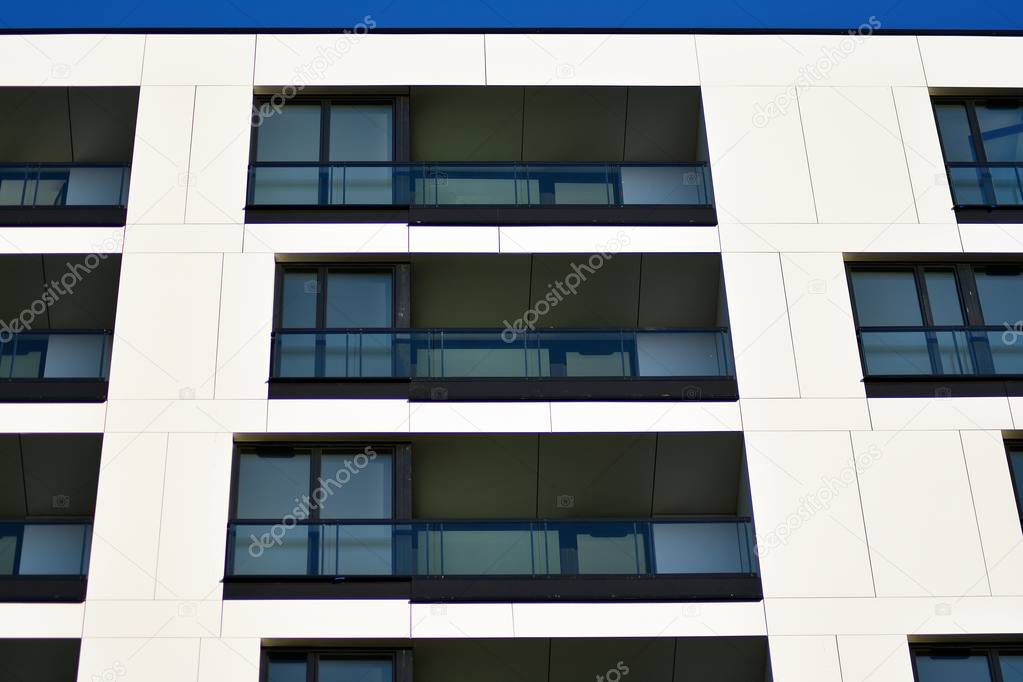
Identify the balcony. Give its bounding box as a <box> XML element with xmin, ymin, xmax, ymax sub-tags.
<box><xmin>270</xmin><ymin>254</ymin><xmax>736</xmax><ymax>401</ymax></box>
<box><xmin>249</xmin><ymin>161</ymin><xmax>713</xmax><ymax>225</ymax></box>
<box><xmin>224</xmin><ymin>433</ymin><xmax>759</xmax><ymax>601</ymax></box>
<box><xmin>246</xmin><ymin>86</ymin><xmax>715</xmax><ymax>225</ymax></box>
<box><xmin>947</xmin><ymin>161</ymin><xmax>1023</xmax><ymax>214</ymax></box>
<box><xmin>0</xmin><ymin>434</ymin><xmax>100</xmax><ymax>602</ymax></box>
<box><xmin>0</xmin><ymin>255</ymin><xmax>120</xmax><ymax>402</ymax></box>
<box><xmin>261</xmin><ymin>637</ymin><xmax>771</xmax><ymax>682</ymax></box>
<box><xmin>858</xmin><ymin>325</ymin><xmax>1023</xmax><ymax>378</ymax></box>
<box><xmin>0</xmin><ymin>87</ymin><xmax>138</xmax><ymax>226</ymax></box>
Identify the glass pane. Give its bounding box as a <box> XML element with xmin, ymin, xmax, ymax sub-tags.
<box><xmin>319</xmin><ymin>454</ymin><xmax>392</xmax><ymax>519</ymax></box>
<box><xmin>932</xmin><ymin>331</ymin><xmax>976</xmax><ymax>375</ymax></box>
<box><xmin>924</xmin><ymin>270</ymin><xmax>965</xmax><ymax>325</ymax></box>
<box><xmin>40</xmin><ymin>334</ymin><xmax>109</xmax><ymax>378</ymax></box>
<box><xmin>975</xmin><ymin>268</ymin><xmax>1023</xmax><ymax>326</ymax></box>
<box><xmin>267</xmin><ymin>659</ymin><xmax>307</xmax><ymax>682</ymax></box>
<box><xmin>976</xmin><ymin>103</ymin><xmax>1023</xmax><ymax>162</ymax></box>
<box><xmin>0</xmin><ymin>534</ymin><xmax>15</xmax><ymax>574</ymax></box>
<box><xmin>319</xmin><ymin>659</ymin><xmax>392</xmax><ymax>682</ymax></box>
<box><xmin>280</xmin><ymin>271</ymin><xmax>318</xmax><ymax>328</ymax></box>
<box><xmin>653</xmin><ymin>522</ymin><xmax>746</xmax><ymax>574</ymax></box>
<box><xmin>537</xmin><ymin>331</ymin><xmax>629</xmax><ymax>377</ymax></box>
<box><xmin>256</xmin><ymin>103</ymin><xmax>321</xmax><ymax>161</ymax></box>
<box><xmin>324</xmin><ymin>332</ymin><xmax>395</xmax><ymax>378</ymax></box>
<box><xmin>231</xmin><ymin>523</ymin><xmax>309</xmax><ymax>575</ymax></box>
<box><xmin>985</xmin><ymin>331</ymin><xmax>1023</xmax><ymax>374</ymax></box>
<box><xmin>636</xmin><ymin>332</ymin><xmax>730</xmax><ymax>377</ymax></box>
<box><xmin>548</xmin><ymin>523</ymin><xmax>644</xmax><ymax>575</ymax></box>
<box><xmin>325</xmin><ymin>272</ymin><xmax>392</xmax><ymax>328</ymax></box>
<box><xmin>934</xmin><ymin>103</ymin><xmax>978</xmax><ymax>162</ymax></box>
<box><xmin>527</xmin><ymin>165</ymin><xmax>613</xmax><ymax>205</ymax></box>
<box><xmin>948</xmin><ymin>166</ymin><xmax>987</xmax><ymax>205</ymax></box>
<box><xmin>320</xmin><ymin>524</ymin><xmax>394</xmax><ymax>575</ymax></box>
<box><xmin>329</xmin><ymin>105</ymin><xmax>393</xmax><ymax>161</ymax></box>
<box><xmin>276</xmin><ymin>333</ymin><xmax>317</xmax><ymax>378</ymax></box>
<box><xmin>235</xmin><ymin>452</ymin><xmax>311</xmax><ymax>518</ymax></box>
<box><xmin>18</xmin><ymin>525</ymin><xmax>89</xmax><ymax>575</ymax></box>
<box><xmin>250</xmin><ymin>166</ymin><xmax>320</xmax><ymax>205</ymax></box>
<box><xmin>1002</xmin><ymin>654</ymin><xmax>1023</xmax><ymax>682</ymax></box>
<box><xmin>850</xmin><ymin>270</ymin><xmax>923</xmax><ymax>326</ymax></box>
<box><xmin>859</xmin><ymin>331</ymin><xmax>934</xmax><ymax>376</ymax></box>
<box><xmin>436</xmin><ymin>526</ymin><xmax>536</xmax><ymax>575</ymax></box>
<box><xmin>416</xmin><ymin>165</ymin><xmax>519</xmax><ymax>205</ymax></box>
<box><xmin>1010</xmin><ymin>452</ymin><xmax>1023</xmax><ymax>518</ymax></box>
<box><xmin>914</xmin><ymin>654</ymin><xmax>992</xmax><ymax>682</ymax></box>
<box><xmin>620</xmin><ymin>166</ymin><xmax>708</xmax><ymax>205</ymax></box>
<box><xmin>990</xmin><ymin>166</ymin><xmax>1023</xmax><ymax>206</ymax></box>
<box><xmin>66</xmin><ymin>167</ymin><xmax>125</xmax><ymax>206</ymax></box>
<box><xmin>330</xmin><ymin>166</ymin><xmax>394</xmax><ymax>205</ymax></box>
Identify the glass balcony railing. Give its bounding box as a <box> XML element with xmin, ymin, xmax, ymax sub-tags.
<box><xmin>226</xmin><ymin>518</ymin><xmax>755</xmax><ymax>578</ymax></box>
<box><xmin>0</xmin><ymin>521</ymin><xmax>92</xmax><ymax>576</ymax></box>
<box><xmin>270</xmin><ymin>328</ymin><xmax>734</xmax><ymax>380</ymax></box>
<box><xmin>858</xmin><ymin>326</ymin><xmax>1023</xmax><ymax>377</ymax></box>
<box><xmin>946</xmin><ymin>162</ymin><xmax>1023</xmax><ymax>208</ymax></box>
<box><xmin>248</xmin><ymin>162</ymin><xmax>713</xmax><ymax>207</ymax></box>
<box><xmin>0</xmin><ymin>331</ymin><xmax>113</xmax><ymax>380</ymax></box>
<box><xmin>0</xmin><ymin>164</ymin><xmax>130</xmax><ymax>208</ymax></box>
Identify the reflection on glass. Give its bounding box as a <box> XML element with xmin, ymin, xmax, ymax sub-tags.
<box><xmin>923</xmin><ymin>270</ymin><xmax>964</xmax><ymax>325</ymax></box>
<box><xmin>976</xmin><ymin>104</ymin><xmax>1023</xmax><ymax>163</ymax></box>
<box><xmin>319</xmin><ymin>454</ymin><xmax>392</xmax><ymax>520</ymax></box>
<box><xmin>948</xmin><ymin>166</ymin><xmax>987</xmax><ymax>206</ymax></box>
<box><xmin>934</xmin><ymin>103</ymin><xmax>978</xmax><ymax>162</ymax></box>
<box><xmin>859</xmin><ymin>331</ymin><xmax>933</xmax><ymax>376</ymax></box>
<box><xmin>319</xmin><ymin>659</ymin><xmax>393</xmax><ymax>682</ymax></box>
<box><xmin>329</xmin><ymin>105</ymin><xmax>393</xmax><ymax>161</ymax></box>
<box><xmin>236</xmin><ymin>453</ymin><xmax>311</xmax><ymax>519</ymax></box>
<box><xmin>914</xmin><ymin>654</ymin><xmax>992</xmax><ymax>682</ymax></box>
<box><xmin>231</xmin><ymin>523</ymin><xmax>310</xmax><ymax>576</ymax></box>
<box><xmin>325</xmin><ymin>272</ymin><xmax>393</xmax><ymax>328</ymax></box>
<box><xmin>850</xmin><ymin>271</ymin><xmax>923</xmax><ymax>326</ymax></box>
<box><xmin>256</xmin><ymin>104</ymin><xmax>321</xmax><ymax>162</ymax></box>
<box><xmin>975</xmin><ymin>268</ymin><xmax>1023</xmax><ymax>325</ymax></box>
<box><xmin>267</xmin><ymin>659</ymin><xmax>307</xmax><ymax>682</ymax></box>
<box><xmin>1001</xmin><ymin>655</ymin><xmax>1023</xmax><ymax>682</ymax></box>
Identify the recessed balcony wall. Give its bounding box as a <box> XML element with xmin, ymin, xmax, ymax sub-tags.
<box><xmin>0</xmin><ymin>434</ymin><xmax>100</xmax><ymax>602</ymax></box>
<box><xmin>0</xmin><ymin>87</ymin><xmax>138</xmax><ymax>226</ymax></box>
<box><xmin>0</xmin><ymin>254</ymin><xmax>120</xmax><ymax>402</ymax></box>
<box><xmin>224</xmin><ymin>432</ymin><xmax>759</xmax><ymax>601</ymax></box>
<box><xmin>269</xmin><ymin>253</ymin><xmax>734</xmax><ymax>401</ymax></box>
<box><xmin>246</xmin><ymin>86</ymin><xmax>714</xmax><ymax>226</ymax></box>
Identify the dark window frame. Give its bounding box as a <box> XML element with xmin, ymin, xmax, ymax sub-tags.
<box><xmin>260</xmin><ymin>648</ymin><xmax>409</xmax><ymax>682</ymax></box>
<box><xmin>846</xmin><ymin>261</ymin><xmax>1023</xmax><ymax>386</ymax></box>
<box><xmin>1005</xmin><ymin>442</ymin><xmax>1023</xmax><ymax>532</ymax></box>
<box><xmin>911</xmin><ymin>643</ymin><xmax>1023</xmax><ymax>682</ymax></box>
<box><xmin>932</xmin><ymin>95</ymin><xmax>1023</xmax><ymax>221</ymax></box>
<box><xmin>272</xmin><ymin>263</ymin><xmax>400</xmax><ymax>331</ymax></box>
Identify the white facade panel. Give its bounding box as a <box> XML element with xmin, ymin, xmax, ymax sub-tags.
<box><xmin>142</xmin><ymin>35</ymin><xmax>256</xmax><ymax>86</ymax></box>
<box><xmin>701</xmin><ymin>86</ymin><xmax>817</xmax><ymax>223</ymax></box>
<box><xmin>696</xmin><ymin>34</ymin><xmax>924</xmax><ymax>87</ymax></box>
<box><xmin>745</xmin><ymin>432</ymin><xmax>875</xmax><ymax>598</ymax></box>
<box><xmin>0</xmin><ymin>34</ymin><xmax>144</xmax><ymax>86</ymax></box>
<box><xmin>408</xmin><ymin>225</ymin><xmax>500</xmax><ymax>252</ymax></box>
<box><xmin>125</xmin><ymin>86</ymin><xmax>195</xmax><ymax>225</ymax></box>
<box><xmin>779</xmin><ymin>252</ymin><xmax>865</xmax><ymax>398</ymax></box>
<box><xmin>740</xmin><ymin>399</ymin><xmax>871</xmax><ymax>431</ymax></box>
<box><xmin>254</xmin><ymin>34</ymin><xmax>486</xmax><ymax>85</ymax></box>
<box><xmin>499</xmin><ymin>225</ymin><xmax>720</xmax><ymax>253</ymax></box>
<box><xmin>410</xmin><ymin>603</ymin><xmax>515</xmax><ymax>638</ymax></box>
<box><xmin>892</xmin><ymin>87</ymin><xmax>957</xmax><ymax>224</ymax></box>
<box><xmin>125</xmin><ymin>224</ymin><xmax>242</xmax><ymax>253</ymax></box>
<box><xmin>852</xmin><ymin>430</ymin><xmax>989</xmax><ymax>597</ymax></box>
<box><xmin>82</xmin><ymin>600</ymin><xmax>222</xmax><ymax>638</ymax></box>
<box><xmin>214</xmin><ymin>253</ymin><xmax>275</xmax><ymax>399</ymax></box>
<box><xmin>107</xmin><ymin>253</ymin><xmax>223</xmax><ymax>399</ymax></box>
<box><xmin>837</xmin><ymin>635</ymin><xmax>915</xmax><ymax>682</ymax></box>
<box><xmin>87</xmin><ymin>433</ymin><xmax>169</xmax><ymax>600</ymax></box>
<box><xmin>184</xmin><ymin>86</ymin><xmax>253</xmax><ymax>224</ymax></box>
<box><xmin>0</xmin><ymin>227</ymin><xmax>124</xmax><ymax>254</ymax></box>
<box><xmin>866</xmin><ymin>397</ymin><xmax>1014</xmax><ymax>431</ymax></box>
<box><xmin>0</xmin><ymin>604</ymin><xmax>84</xmax><ymax>638</ymax></box>
<box><xmin>0</xmin><ymin>403</ymin><xmax>106</xmax><ymax>433</ymax></box>
<box><xmin>919</xmin><ymin>36</ymin><xmax>1023</xmax><ymax>88</ymax></box>
<box><xmin>76</xmin><ymin>638</ymin><xmax>200</xmax><ymax>682</ymax></box>
<box><xmin>266</xmin><ymin>399</ymin><xmax>410</xmax><ymax>433</ymax></box>
<box><xmin>722</xmin><ymin>253</ymin><xmax>801</xmax><ymax>398</ymax></box>
<box><xmin>243</xmin><ymin>223</ymin><xmax>409</xmax><ymax>253</ymax></box>
<box><xmin>221</xmin><ymin>600</ymin><xmax>411</xmax><ymax>638</ymax></box>
<box><xmin>767</xmin><ymin>635</ymin><xmax>843</xmax><ymax>682</ymax></box>
<box><xmin>510</xmin><ymin>602</ymin><xmax>767</xmax><ymax>637</ymax></box>
<box><xmin>798</xmin><ymin>87</ymin><xmax>917</xmax><ymax>224</ymax></box>
<box><xmin>548</xmin><ymin>401</ymin><xmax>742</xmax><ymax>432</ymax></box>
<box><xmin>485</xmin><ymin>34</ymin><xmax>699</xmax><ymax>85</ymax></box>
<box><xmin>718</xmin><ymin>222</ymin><xmax>963</xmax><ymax>253</ymax></box>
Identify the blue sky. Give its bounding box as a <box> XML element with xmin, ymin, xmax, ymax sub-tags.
<box><xmin>5</xmin><ymin>0</ymin><xmax>1023</xmax><ymax>31</ymax></box>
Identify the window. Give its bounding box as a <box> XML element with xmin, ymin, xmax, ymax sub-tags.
<box><xmin>249</xmin><ymin>99</ymin><xmax>396</xmax><ymax>206</ymax></box>
<box><xmin>274</xmin><ymin>265</ymin><xmax>397</xmax><ymax>378</ymax></box>
<box><xmin>265</xmin><ymin>653</ymin><xmax>395</xmax><ymax>682</ymax></box>
<box><xmin>1008</xmin><ymin>445</ymin><xmax>1023</xmax><ymax>529</ymax></box>
<box><xmin>848</xmin><ymin>263</ymin><xmax>1023</xmax><ymax>378</ymax></box>
<box><xmin>913</xmin><ymin>646</ymin><xmax>1023</xmax><ymax>682</ymax></box>
<box><xmin>933</xmin><ymin>98</ymin><xmax>1023</xmax><ymax>209</ymax></box>
<box><xmin>228</xmin><ymin>445</ymin><xmax>395</xmax><ymax>577</ymax></box>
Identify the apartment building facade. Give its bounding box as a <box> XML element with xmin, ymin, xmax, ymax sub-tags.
<box><xmin>0</xmin><ymin>19</ymin><xmax>1022</xmax><ymax>682</ymax></box>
